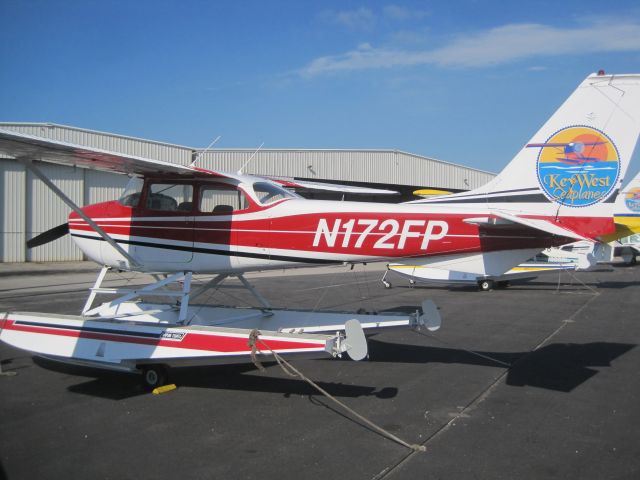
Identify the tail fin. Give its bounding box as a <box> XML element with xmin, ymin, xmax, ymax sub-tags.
<box><xmin>616</xmin><ymin>169</ymin><xmax>640</xmax><ymax>215</ymax></box>
<box><xmin>417</xmin><ymin>73</ymin><xmax>640</xmax><ymax>238</ymax></box>
<box><xmin>423</xmin><ymin>74</ymin><xmax>640</xmax><ymax>205</ymax></box>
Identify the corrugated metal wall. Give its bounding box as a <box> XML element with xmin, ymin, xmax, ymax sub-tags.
<box><xmin>1</xmin><ymin>160</ymin><xmax>26</xmax><ymax>262</ymax></box>
<box><xmin>0</xmin><ymin>159</ymin><xmax>131</xmax><ymax>262</ymax></box>
<box><xmin>0</xmin><ymin>122</ymin><xmax>495</xmax><ymax>262</ymax></box>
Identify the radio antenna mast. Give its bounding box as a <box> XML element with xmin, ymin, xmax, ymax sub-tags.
<box><xmin>190</xmin><ymin>135</ymin><xmax>221</xmax><ymax>167</ymax></box>
<box><xmin>237</xmin><ymin>142</ymin><xmax>264</xmax><ymax>174</ymax></box>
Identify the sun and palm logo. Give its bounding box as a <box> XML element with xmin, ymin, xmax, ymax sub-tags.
<box><xmin>625</xmin><ymin>187</ymin><xmax>640</xmax><ymax>212</ymax></box>
<box><xmin>528</xmin><ymin>126</ymin><xmax>620</xmax><ymax>207</ymax></box>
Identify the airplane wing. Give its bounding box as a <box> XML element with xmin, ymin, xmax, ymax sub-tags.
<box><xmin>0</xmin><ymin>128</ymin><xmax>235</xmax><ymax>179</ymax></box>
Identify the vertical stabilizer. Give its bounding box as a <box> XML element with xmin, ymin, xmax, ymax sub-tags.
<box><xmin>417</xmin><ymin>73</ymin><xmax>640</xmax><ymax>224</ymax></box>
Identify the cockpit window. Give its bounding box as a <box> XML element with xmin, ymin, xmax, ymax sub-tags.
<box><xmin>146</xmin><ymin>183</ymin><xmax>193</xmax><ymax>211</ymax></box>
<box><xmin>118</xmin><ymin>177</ymin><xmax>144</xmax><ymax>207</ymax></box>
<box><xmin>252</xmin><ymin>182</ymin><xmax>296</xmax><ymax>205</ymax></box>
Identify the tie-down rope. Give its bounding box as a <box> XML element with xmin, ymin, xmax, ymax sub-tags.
<box><xmin>247</xmin><ymin>329</ymin><xmax>426</xmax><ymax>453</ymax></box>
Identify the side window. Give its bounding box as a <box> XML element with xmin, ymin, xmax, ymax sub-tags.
<box><xmin>199</xmin><ymin>185</ymin><xmax>248</xmax><ymax>213</ymax></box>
<box><xmin>621</xmin><ymin>234</ymin><xmax>640</xmax><ymax>245</ymax></box>
<box><xmin>118</xmin><ymin>177</ymin><xmax>144</xmax><ymax>207</ymax></box>
<box><xmin>146</xmin><ymin>183</ymin><xmax>193</xmax><ymax>212</ymax></box>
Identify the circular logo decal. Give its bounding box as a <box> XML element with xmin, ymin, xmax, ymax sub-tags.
<box><xmin>532</xmin><ymin>126</ymin><xmax>620</xmax><ymax>207</ymax></box>
<box><xmin>625</xmin><ymin>187</ymin><xmax>640</xmax><ymax>212</ymax></box>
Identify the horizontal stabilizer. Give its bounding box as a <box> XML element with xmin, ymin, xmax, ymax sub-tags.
<box><xmin>491</xmin><ymin>210</ymin><xmax>589</xmax><ymax>241</ymax></box>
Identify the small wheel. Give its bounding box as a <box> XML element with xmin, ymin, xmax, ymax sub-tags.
<box><xmin>629</xmin><ymin>255</ymin><xmax>637</xmax><ymax>266</ymax></box>
<box><xmin>141</xmin><ymin>365</ymin><xmax>168</xmax><ymax>390</ymax></box>
<box><xmin>409</xmin><ymin>280</ymin><xmax>416</xmax><ymax>287</ymax></box>
<box><xmin>478</xmin><ymin>280</ymin><xmax>494</xmax><ymax>291</ymax></box>
<box><xmin>383</xmin><ymin>280</ymin><xmax>392</xmax><ymax>289</ymax></box>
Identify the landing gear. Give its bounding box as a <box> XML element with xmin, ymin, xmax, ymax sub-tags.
<box><xmin>381</xmin><ymin>269</ymin><xmax>392</xmax><ymax>289</ymax></box>
<box><xmin>478</xmin><ymin>279</ymin><xmax>509</xmax><ymax>291</ymax></box>
<box><xmin>620</xmin><ymin>247</ymin><xmax>638</xmax><ymax>266</ymax></box>
<box><xmin>141</xmin><ymin>365</ymin><xmax>168</xmax><ymax>390</ymax></box>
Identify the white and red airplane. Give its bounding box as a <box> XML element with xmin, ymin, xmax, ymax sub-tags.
<box><xmin>1</xmin><ymin>72</ymin><xmax>639</xmax><ymax>387</ymax></box>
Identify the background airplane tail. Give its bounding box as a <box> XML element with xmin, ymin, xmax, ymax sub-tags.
<box><xmin>599</xmin><ymin>169</ymin><xmax>640</xmax><ymax>243</ymax></box>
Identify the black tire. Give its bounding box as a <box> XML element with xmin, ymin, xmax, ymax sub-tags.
<box><xmin>141</xmin><ymin>365</ymin><xmax>168</xmax><ymax>390</ymax></box>
<box><xmin>478</xmin><ymin>280</ymin><xmax>494</xmax><ymax>291</ymax></box>
<box><xmin>629</xmin><ymin>255</ymin><xmax>637</xmax><ymax>266</ymax></box>
<box><xmin>496</xmin><ymin>280</ymin><xmax>510</xmax><ymax>289</ymax></box>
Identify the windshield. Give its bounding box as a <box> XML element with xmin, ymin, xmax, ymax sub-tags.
<box><xmin>252</xmin><ymin>181</ymin><xmax>297</xmax><ymax>205</ymax></box>
<box><xmin>118</xmin><ymin>177</ymin><xmax>144</xmax><ymax>207</ymax></box>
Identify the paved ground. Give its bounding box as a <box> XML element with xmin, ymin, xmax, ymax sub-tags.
<box><xmin>0</xmin><ymin>261</ymin><xmax>639</xmax><ymax>480</ymax></box>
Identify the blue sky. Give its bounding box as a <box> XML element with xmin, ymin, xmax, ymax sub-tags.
<box><xmin>1</xmin><ymin>0</ymin><xmax>640</xmax><ymax>175</ymax></box>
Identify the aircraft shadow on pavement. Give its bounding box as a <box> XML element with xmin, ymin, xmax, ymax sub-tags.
<box><xmin>32</xmin><ymin>357</ymin><xmax>398</xmax><ymax>401</ymax></box>
<box><xmin>367</xmin><ymin>339</ymin><xmax>635</xmax><ymax>393</ymax></box>
<box><xmin>31</xmin><ymin>339</ymin><xmax>635</xmax><ymax>398</ymax></box>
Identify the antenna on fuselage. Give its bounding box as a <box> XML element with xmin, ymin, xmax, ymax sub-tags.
<box><xmin>190</xmin><ymin>135</ymin><xmax>222</xmax><ymax>167</ymax></box>
<box><xmin>237</xmin><ymin>142</ymin><xmax>264</xmax><ymax>175</ymax></box>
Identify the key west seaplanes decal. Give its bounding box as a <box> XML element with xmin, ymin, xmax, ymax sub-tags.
<box><xmin>625</xmin><ymin>186</ymin><xmax>640</xmax><ymax>212</ymax></box>
<box><xmin>529</xmin><ymin>126</ymin><xmax>620</xmax><ymax>207</ymax></box>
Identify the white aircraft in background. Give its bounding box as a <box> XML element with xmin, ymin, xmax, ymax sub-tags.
<box><xmin>383</xmin><ymin>169</ymin><xmax>640</xmax><ymax>291</ymax></box>
<box><xmin>597</xmin><ymin>169</ymin><xmax>640</xmax><ymax>265</ymax></box>
<box><xmin>382</xmin><ymin>241</ymin><xmax>596</xmax><ymax>291</ymax></box>
<box><xmin>0</xmin><ymin>72</ymin><xmax>639</xmax><ymax>388</ymax></box>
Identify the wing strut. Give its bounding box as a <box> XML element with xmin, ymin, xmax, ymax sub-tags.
<box><xmin>21</xmin><ymin>159</ymin><xmax>140</xmax><ymax>268</ymax></box>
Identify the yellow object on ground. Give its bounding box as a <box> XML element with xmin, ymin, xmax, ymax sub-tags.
<box><xmin>152</xmin><ymin>384</ymin><xmax>177</xmax><ymax>395</ymax></box>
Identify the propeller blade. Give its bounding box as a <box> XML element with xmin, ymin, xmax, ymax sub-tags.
<box><xmin>26</xmin><ymin>223</ymin><xmax>69</xmax><ymax>248</ymax></box>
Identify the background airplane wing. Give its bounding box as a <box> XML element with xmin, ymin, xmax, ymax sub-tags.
<box><xmin>269</xmin><ymin>177</ymin><xmax>399</xmax><ymax>195</ymax></box>
<box><xmin>0</xmin><ymin>128</ymin><xmax>232</xmax><ymax>178</ymax></box>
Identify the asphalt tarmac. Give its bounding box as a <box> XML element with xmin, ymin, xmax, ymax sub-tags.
<box><xmin>1</xmin><ymin>261</ymin><xmax>639</xmax><ymax>480</ymax></box>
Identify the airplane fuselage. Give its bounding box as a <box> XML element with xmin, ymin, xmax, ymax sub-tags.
<box><xmin>69</xmin><ymin>183</ymin><xmax>613</xmax><ymax>274</ymax></box>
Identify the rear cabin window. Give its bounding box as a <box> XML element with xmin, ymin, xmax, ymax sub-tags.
<box><xmin>253</xmin><ymin>182</ymin><xmax>292</xmax><ymax>205</ymax></box>
<box><xmin>199</xmin><ymin>185</ymin><xmax>249</xmax><ymax>213</ymax></box>
<box><xmin>146</xmin><ymin>183</ymin><xmax>193</xmax><ymax>212</ymax></box>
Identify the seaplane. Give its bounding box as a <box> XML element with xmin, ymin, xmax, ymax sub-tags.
<box><xmin>1</xmin><ymin>72</ymin><xmax>639</xmax><ymax>388</ymax></box>
<box><xmin>525</xmin><ymin>140</ymin><xmax>608</xmax><ymax>164</ymax></box>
